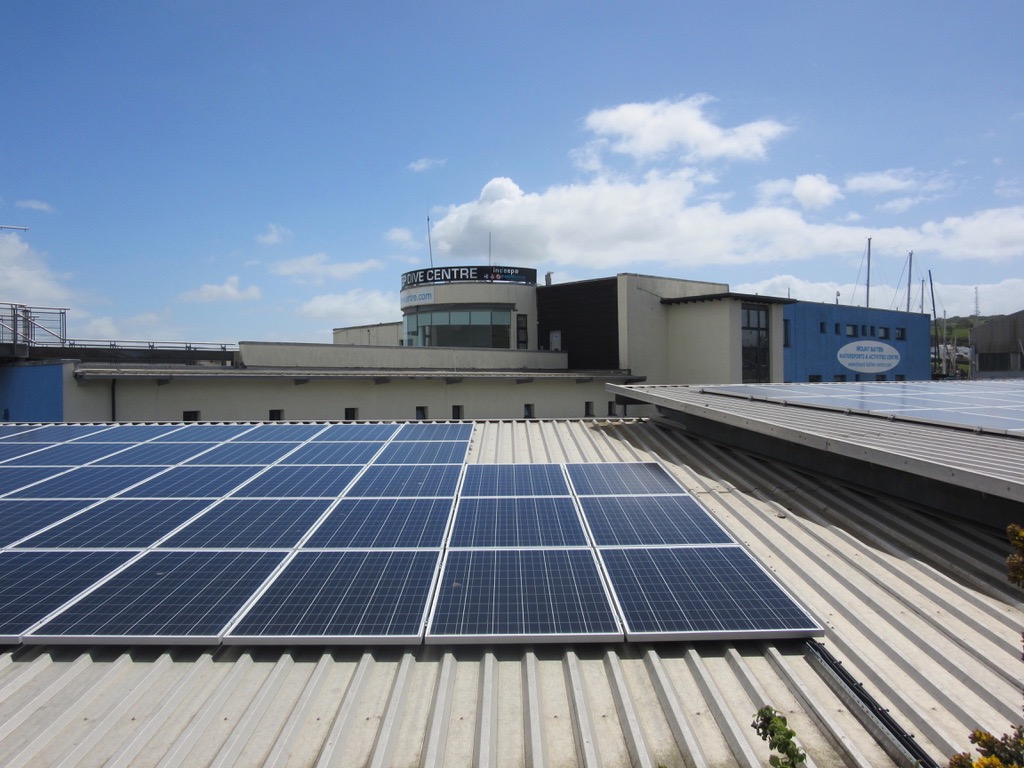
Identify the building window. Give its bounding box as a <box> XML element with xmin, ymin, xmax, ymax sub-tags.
<box><xmin>808</xmin><ymin>375</ymin><xmax>822</xmax><ymax>382</ymax></box>
<box><xmin>403</xmin><ymin>308</ymin><xmax>512</xmax><ymax>348</ymax></box>
<box><xmin>862</xmin><ymin>325</ymin><xmax>868</xmax><ymax>336</ymax></box>
<box><xmin>846</xmin><ymin>324</ymin><xmax>857</xmax><ymax>337</ymax></box>
<box><xmin>819</xmin><ymin>322</ymin><xmax>826</xmax><ymax>334</ymax></box>
<box><xmin>523</xmin><ymin>403</ymin><xmax>534</xmax><ymax>419</ymax></box>
<box><xmin>516</xmin><ymin>314</ymin><xmax>529</xmax><ymax>350</ymax></box>
<box><xmin>741</xmin><ymin>303</ymin><xmax>770</xmax><ymax>383</ymax></box>
<box><xmin>833</xmin><ymin>374</ymin><xmax>846</xmax><ymax>382</ymax></box>
<box><xmin>268</xmin><ymin>409</ymin><xmax>283</xmax><ymax>421</ymax></box>
<box><xmin>344</xmin><ymin>407</ymin><xmax>358</xmax><ymax>420</ymax></box>
<box><xmin>607</xmin><ymin>401</ymin><xmax>617</xmax><ymax>416</ymax></box>
<box><xmin>182</xmin><ymin>410</ymin><xmax>200</xmax><ymax>422</ymax></box>
<box><xmin>783</xmin><ymin>319</ymin><xmax>791</xmax><ymax>348</ymax></box>
<box><xmin>415</xmin><ymin>406</ymin><xmax>428</xmax><ymax>420</ymax></box>
<box><xmin>584</xmin><ymin>401</ymin><xmax>594</xmax><ymax>417</ymax></box>
<box><xmin>878</xmin><ymin>327</ymin><xmax>890</xmax><ymax>339</ymax></box>
<box><xmin>452</xmin><ymin>404</ymin><xmax>464</xmax><ymax>419</ymax></box>
<box><xmin>895</xmin><ymin>374</ymin><xmax>906</xmax><ymax>381</ymax></box>
<box><xmin>875</xmin><ymin>374</ymin><xmax>887</xmax><ymax>381</ymax></box>
<box><xmin>895</xmin><ymin>327</ymin><xmax>907</xmax><ymax>340</ymax></box>
<box><xmin>834</xmin><ymin>323</ymin><xmax>840</xmax><ymax>335</ymax></box>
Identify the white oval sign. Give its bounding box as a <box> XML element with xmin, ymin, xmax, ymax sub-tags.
<box><xmin>837</xmin><ymin>341</ymin><xmax>901</xmax><ymax>373</ymax></box>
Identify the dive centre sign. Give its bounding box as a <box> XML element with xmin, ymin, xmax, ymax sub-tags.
<box><xmin>837</xmin><ymin>341</ymin><xmax>901</xmax><ymax>374</ymax></box>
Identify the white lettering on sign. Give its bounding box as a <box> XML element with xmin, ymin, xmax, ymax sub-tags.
<box><xmin>837</xmin><ymin>341</ymin><xmax>901</xmax><ymax>373</ymax></box>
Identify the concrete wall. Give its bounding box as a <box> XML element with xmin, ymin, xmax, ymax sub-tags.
<box><xmin>332</xmin><ymin>323</ymin><xmax>402</xmax><ymax>346</ymax></box>
<box><xmin>665</xmin><ymin>301</ymin><xmax>740</xmax><ymax>383</ymax></box>
<box><xmin>68</xmin><ymin>375</ymin><xmax>622</xmax><ymax>421</ymax></box>
<box><xmin>0</xmin><ymin>361</ymin><xmax>65</xmax><ymax>421</ymax></box>
<box><xmin>617</xmin><ymin>275</ymin><xmax>729</xmax><ymax>381</ymax></box>
<box><xmin>238</xmin><ymin>341</ymin><xmax>568</xmax><ymax>370</ymax></box>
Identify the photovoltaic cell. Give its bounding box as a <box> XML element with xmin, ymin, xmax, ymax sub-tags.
<box><xmin>182</xmin><ymin>441</ymin><xmax>296</xmax><ymax>465</ymax></box>
<box><xmin>580</xmin><ymin>495</ymin><xmax>732</xmax><ymax>546</ymax></box>
<box><xmin>449</xmin><ymin>497</ymin><xmax>587</xmax><ymax>547</ymax></box>
<box><xmin>567</xmin><ymin>462</ymin><xmax>683</xmax><ymax>495</ymax></box>
<box><xmin>30</xmin><ymin>550</ymin><xmax>287</xmax><ymax>642</ymax></box>
<box><xmin>231</xmin><ymin>465</ymin><xmax>360</xmax><ymax>498</ymax></box>
<box><xmin>228</xmin><ymin>549</ymin><xmax>440</xmax><ymax>643</ymax></box>
<box><xmin>393</xmin><ymin>423</ymin><xmax>473</xmax><ymax>441</ymax></box>
<box><xmin>161</xmin><ymin>498</ymin><xmax>332</xmax><ymax>548</ymax></box>
<box><xmin>146</xmin><ymin>424</ymin><xmax>260</xmax><ymax>442</ymax></box>
<box><xmin>74</xmin><ymin>424</ymin><xmax>190</xmax><ymax>442</ymax></box>
<box><xmin>0</xmin><ymin>499</ymin><xmax>96</xmax><ymax>546</ymax></box>
<box><xmin>312</xmin><ymin>424</ymin><xmax>400</xmax><ymax>442</ymax></box>
<box><xmin>3</xmin><ymin>442</ymin><xmax>136</xmax><ymax>466</ymax></box>
<box><xmin>279</xmin><ymin>442</ymin><xmax>382</xmax><ymax>465</ymax></box>
<box><xmin>17</xmin><ymin>499</ymin><xmax>213</xmax><ymax>548</ymax></box>
<box><xmin>304</xmin><ymin>498</ymin><xmax>453</xmax><ymax>548</ymax></box>
<box><xmin>373</xmin><ymin>441</ymin><xmax>469</xmax><ymax>465</ymax></box>
<box><xmin>429</xmin><ymin>549</ymin><xmax>621</xmax><ymax>641</ymax></box>
<box><xmin>460</xmin><ymin>464</ymin><xmax>570</xmax><ymax>497</ymax></box>
<box><xmin>0</xmin><ymin>550</ymin><xmax>137</xmax><ymax>640</ymax></box>
<box><xmin>122</xmin><ymin>466</ymin><xmax>262</xmax><ymax>498</ymax></box>
<box><xmin>599</xmin><ymin>546</ymin><xmax>822</xmax><ymax>640</ymax></box>
<box><xmin>228</xmin><ymin>423</ymin><xmax>329</xmax><ymax>442</ymax></box>
<box><xmin>346</xmin><ymin>465</ymin><xmax>461</xmax><ymax>498</ymax></box>
<box><xmin>5</xmin><ymin>424</ymin><xmax>115</xmax><ymax>443</ymax></box>
<box><xmin>91</xmin><ymin>442</ymin><xmax>215</xmax><ymax>466</ymax></box>
<box><xmin>5</xmin><ymin>466</ymin><xmax>166</xmax><ymax>499</ymax></box>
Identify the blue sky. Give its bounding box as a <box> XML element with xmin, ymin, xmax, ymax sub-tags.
<box><xmin>2</xmin><ymin>2</ymin><xmax>1022</xmax><ymax>343</ymax></box>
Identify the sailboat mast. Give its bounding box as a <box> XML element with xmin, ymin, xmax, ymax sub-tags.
<box><xmin>866</xmin><ymin>237</ymin><xmax>871</xmax><ymax>308</ymax></box>
<box><xmin>906</xmin><ymin>250</ymin><xmax>913</xmax><ymax>313</ymax></box>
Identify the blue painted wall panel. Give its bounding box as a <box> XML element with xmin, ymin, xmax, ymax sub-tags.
<box><xmin>0</xmin><ymin>363</ymin><xmax>64</xmax><ymax>421</ymax></box>
<box><xmin>783</xmin><ymin>303</ymin><xmax>931</xmax><ymax>382</ymax></box>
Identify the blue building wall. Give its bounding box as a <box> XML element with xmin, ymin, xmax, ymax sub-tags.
<box><xmin>783</xmin><ymin>303</ymin><xmax>931</xmax><ymax>382</ymax></box>
<box><xmin>0</xmin><ymin>362</ymin><xmax>65</xmax><ymax>421</ymax></box>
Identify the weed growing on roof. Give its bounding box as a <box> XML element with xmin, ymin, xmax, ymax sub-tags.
<box><xmin>751</xmin><ymin>705</ymin><xmax>806</xmax><ymax>767</ymax></box>
<box><xmin>947</xmin><ymin>524</ymin><xmax>1024</xmax><ymax>768</ymax></box>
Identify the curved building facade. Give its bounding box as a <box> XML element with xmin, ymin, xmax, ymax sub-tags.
<box><xmin>400</xmin><ymin>266</ymin><xmax>538</xmax><ymax>350</ymax></box>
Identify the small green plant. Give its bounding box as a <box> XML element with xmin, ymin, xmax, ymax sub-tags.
<box><xmin>752</xmin><ymin>705</ymin><xmax>806</xmax><ymax>767</ymax></box>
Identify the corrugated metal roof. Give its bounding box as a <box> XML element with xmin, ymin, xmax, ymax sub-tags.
<box><xmin>0</xmin><ymin>418</ymin><xmax>1020</xmax><ymax>767</ymax></box>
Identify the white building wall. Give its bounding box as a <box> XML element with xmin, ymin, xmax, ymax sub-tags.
<box><xmin>239</xmin><ymin>342</ymin><xmax>567</xmax><ymax>370</ymax></box>
<box><xmin>69</xmin><ymin>376</ymin><xmax>620</xmax><ymax>422</ymax></box>
<box><xmin>665</xmin><ymin>301</ymin><xmax>739</xmax><ymax>383</ymax></box>
<box><xmin>332</xmin><ymin>323</ymin><xmax>402</xmax><ymax>346</ymax></box>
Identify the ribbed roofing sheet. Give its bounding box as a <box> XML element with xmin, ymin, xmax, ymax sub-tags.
<box><xmin>0</xmin><ymin>418</ymin><xmax>1019</xmax><ymax>767</ymax></box>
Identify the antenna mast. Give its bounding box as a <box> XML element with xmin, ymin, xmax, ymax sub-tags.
<box><xmin>906</xmin><ymin>251</ymin><xmax>913</xmax><ymax>313</ymax></box>
<box><xmin>866</xmin><ymin>237</ymin><xmax>871</xmax><ymax>308</ymax></box>
<box><xmin>426</xmin><ymin>216</ymin><xmax>434</xmax><ymax>268</ymax></box>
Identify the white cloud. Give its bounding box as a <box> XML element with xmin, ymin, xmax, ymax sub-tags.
<box><xmin>845</xmin><ymin>170</ymin><xmax>917</xmax><ymax>194</ymax></box>
<box><xmin>269</xmin><ymin>254</ymin><xmax>384</xmax><ymax>284</ymax></box>
<box><xmin>409</xmin><ymin>157</ymin><xmax>446</xmax><ymax>172</ymax></box>
<box><xmin>0</xmin><ymin>232</ymin><xmax>72</xmax><ymax>305</ymax></box>
<box><xmin>298</xmin><ymin>288</ymin><xmax>398</xmax><ymax>325</ymax></box>
<box><xmin>256</xmin><ymin>223</ymin><xmax>292</xmax><ymax>245</ymax></box>
<box><xmin>179</xmin><ymin>275</ymin><xmax>261</xmax><ymax>303</ymax></box>
<box><xmin>71</xmin><ymin>312</ymin><xmax>182</xmax><ymax>342</ymax></box>
<box><xmin>736</xmin><ymin>274</ymin><xmax>1024</xmax><ymax>316</ymax></box>
<box><xmin>757</xmin><ymin>174</ymin><xmax>843</xmax><ymax>210</ymax></box>
<box><xmin>583</xmin><ymin>95</ymin><xmax>790</xmax><ymax>163</ymax></box>
<box><xmin>15</xmin><ymin>199</ymin><xmax>54</xmax><ymax>213</ymax></box>
<box><xmin>386</xmin><ymin>228</ymin><xmax>419</xmax><ymax>249</ymax></box>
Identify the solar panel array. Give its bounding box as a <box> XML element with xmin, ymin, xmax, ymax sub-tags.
<box><xmin>0</xmin><ymin>421</ymin><xmax>821</xmax><ymax>645</ymax></box>
<box><xmin>703</xmin><ymin>380</ymin><xmax>1024</xmax><ymax>436</ymax></box>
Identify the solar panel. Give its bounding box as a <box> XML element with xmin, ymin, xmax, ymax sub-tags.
<box><xmin>304</xmin><ymin>498</ymin><xmax>453</xmax><ymax>548</ymax></box>
<box><xmin>580</xmin><ymin>495</ymin><xmax>733</xmax><ymax>546</ymax></box>
<box><xmin>567</xmin><ymin>462</ymin><xmax>684</xmax><ymax>495</ymax></box>
<box><xmin>346</xmin><ymin>465</ymin><xmax>461</xmax><ymax>498</ymax></box>
<box><xmin>599</xmin><ymin>546</ymin><xmax>822</xmax><ymax>641</ymax></box>
<box><xmin>29</xmin><ymin>550</ymin><xmax>287</xmax><ymax>644</ymax></box>
<box><xmin>393</xmin><ymin>423</ymin><xmax>473</xmax><ymax>441</ymax></box>
<box><xmin>373</xmin><ymin>440</ymin><xmax>469</xmax><ymax>464</ymax></box>
<box><xmin>146</xmin><ymin>424</ymin><xmax>260</xmax><ymax>442</ymax></box>
<box><xmin>120</xmin><ymin>466</ymin><xmax>262</xmax><ymax>498</ymax></box>
<box><xmin>91</xmin><ymin>442</ymin><xmax>216</xmax><ymax>465</ymax></box>
<box><xmin>16</xmin><ymin>499</ymin><xmax>213</xmax><ymax>548</ymax></box>
<box><xmin>0</xmin><ymin>550</ymin><xmax>136</xmax><ymax>641</ymax></box>
<box><xmin>5</xmin><ymin>424</ymin><xmax>116</xmax><ymax>443</ymax></box>
<box><xmin>228</xmin><ymin>423</ymin><xmax>330</xmax><ymax>442</ymax></box>
<box><xmin>428</xmin><ymin>548</ymin><xmax>621</xmax><ymax>642</ymax></box>
<box><xmin>181</xmin><ymin>442</ymin><xmax>297</xmax><ymax>465</ymax></box>
<box><xmin>449</xmin><ymin>497</ymin><xmax>587</xmax><ymax>547</ymax></box>
<box><xmin>0</xmin><ymin>500</ymin><xmax>95</xmax><ymax>545</ymax></box>
<box><xmin>312</xmin><ymin>423</ymin><xmax>400</xmax><ymax>442</ymax></box>
<box><xmin>227</xmin><ymin>549</ymin><xmax>440</xmax><ymax>644</ymax></box>
<box><xmin>160</xmin><ymin>498</ymin><xmax>331</xmax><ymax>548</ymax></box>
<box><xmin>5</xmin><ymin>466</ymin><xmax>166</xmax><ymax>499</ymax></box>
<box><xmin>460</xmin><ymin>464</ymin><xmax>570</xmax><ymax>497</ymax></box>
<box><xmin>229</xmin><ymin>465</ymin><xmax>360</xmax><ymax>498</ymax></box>
<box><xmin>279</xmin><ymin>441</ymin><xmax>382</xmax><ymax>465</ymax></box>
<box><xmin>72</xmin><ymin>424</ymin><xmax>191</xmax><ymax>442</ymax></box>
<box><xmin>3</xmin><ymin>442</ymin><xmax>137</xmax><ymax>466</ymax></box>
